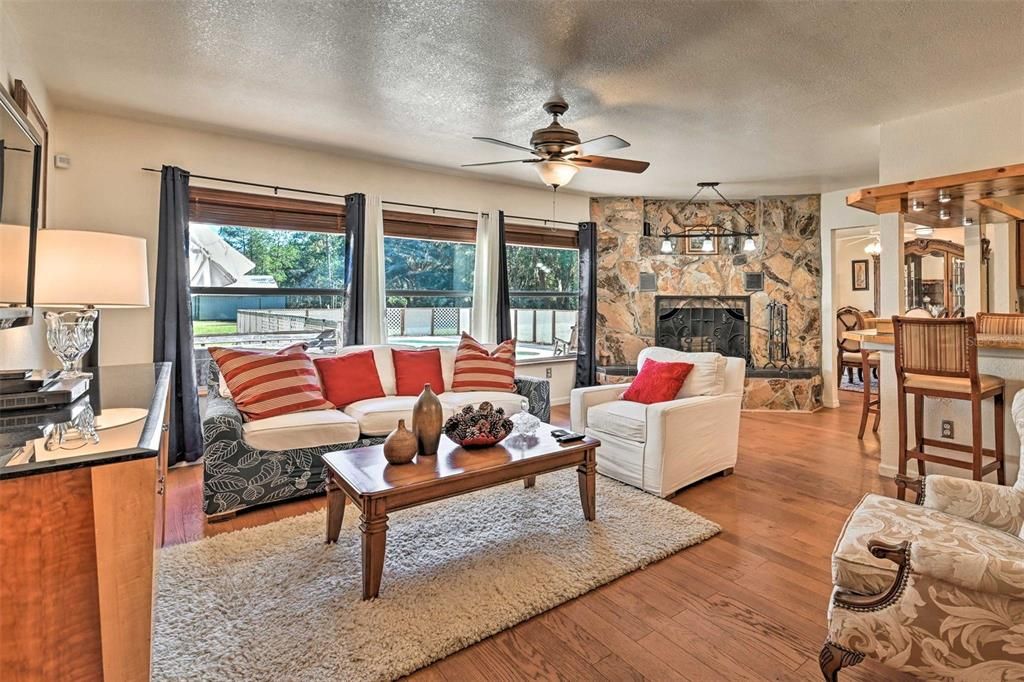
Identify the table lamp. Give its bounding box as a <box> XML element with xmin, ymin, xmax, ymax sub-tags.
<box><xmin>34</xmin><ymin>229</ymin><xmax>150</xmax><ymax>378</ymax></box>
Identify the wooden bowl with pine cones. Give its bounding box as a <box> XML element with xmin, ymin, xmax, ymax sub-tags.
<box><xmin>442</xmin><ymin>402</ymin><xmax>514</xmax><ymax>448</ymax></box>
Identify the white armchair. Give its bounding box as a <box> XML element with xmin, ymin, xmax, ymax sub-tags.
<box><xmin>571</xmin><ymin>348</ymin><xmax>746</xmax><ymax>497</ymax></box>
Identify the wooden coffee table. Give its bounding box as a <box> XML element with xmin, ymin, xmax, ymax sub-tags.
<box><xmin>323</xmin><ymin>425</ymin><xmax>599</xmax><ymax>599</ymax></box>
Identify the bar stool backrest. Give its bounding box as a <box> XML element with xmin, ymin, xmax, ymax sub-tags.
<box><xmin>976</xmin><ymin>312</ymin><xmax>1024</xmax><ymax>336</ymax></box>
<box><xmin>892</xmin><ymin>316</ymin><xmax>979</xmax><ymax>381</ymax></box>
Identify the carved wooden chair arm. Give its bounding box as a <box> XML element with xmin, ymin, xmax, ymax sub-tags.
<box><xmin>894</xmin><ymin>474</ymin><xmax>924</xmax><ymax>504</ymax></box>
<box><xmin>833</xmin><ymin>540</ymin><xmax>911</xmax><ymax>611</ymax></box>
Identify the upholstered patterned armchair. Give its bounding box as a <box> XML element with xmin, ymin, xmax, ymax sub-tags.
<box><xmin>821</xmin><ymin>390</ymin><xmax>1024</xmax><ymax>681</ymax></box>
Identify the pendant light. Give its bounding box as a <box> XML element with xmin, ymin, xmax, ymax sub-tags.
<box><xmin>660</xmin><ymin>238</ymin><xmax>674</xmax><ymax>254</ymax></box>
<box><xmin>700</xmin><ymin>232</ymin><xmax>714</xmax><ymax>253</ymax></box>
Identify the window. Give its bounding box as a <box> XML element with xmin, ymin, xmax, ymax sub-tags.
<box><xmin>383</xmin><ymin>235</ymin><xmax>475</xmax><ymax>344</ymax></box>
<box><xmin>188</xmin><ymin>188</ymin><xmax>346</xmax><ymax>353</ymax></box>
<box><xmin>507</xmin><ymin>244</ymin><xmax>580</xmax><ymax>356</ymax></box>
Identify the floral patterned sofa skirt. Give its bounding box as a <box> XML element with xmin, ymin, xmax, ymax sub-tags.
<box><xmin>202</xmin><ymin>369</ymin><xmax>551</xmax><ymax>518</ymax></box>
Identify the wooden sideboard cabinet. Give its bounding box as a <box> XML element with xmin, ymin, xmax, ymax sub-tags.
<box><xmin>0</xmin><ymin>363</ymin><xmax>171</xmax><ymax>681</ymax></box>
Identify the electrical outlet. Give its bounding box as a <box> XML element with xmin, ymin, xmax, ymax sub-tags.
<box><xmin>941</xmin><ymin>420</ymin><xmax>955</xmax><ymax>439</ymax></box>
<box><xmin>545</xmin><ymin>368</ymin><xmax>552</xmax><ymax>379</ymax></box>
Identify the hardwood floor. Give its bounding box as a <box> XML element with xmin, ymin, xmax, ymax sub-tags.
<box><xmin>166</xmin><ymin>394</ymin><xmax>913</xmax><ymax>681</ymax></box>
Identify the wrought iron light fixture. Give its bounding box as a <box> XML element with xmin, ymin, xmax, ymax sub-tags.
<box><xmin>643</xmin><ymin>182</ymin><xmax>759</xmax><ymax>254</ymax></box>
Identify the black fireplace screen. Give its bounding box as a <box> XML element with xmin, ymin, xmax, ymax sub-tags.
<box><xmin>655</xmin><ymin>296</ymin><xmax>750</xmax><ymax>363</ymax></box>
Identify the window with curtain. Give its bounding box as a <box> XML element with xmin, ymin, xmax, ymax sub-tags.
<box><xmin>506</xmin><ymin>243</ymin><xmax>580</xmax><ymax>357</ymax></box>
<box><xmin>188</xmin><ymin>187</ymin><xmax>346</xmax><ymax>353</ymax></box>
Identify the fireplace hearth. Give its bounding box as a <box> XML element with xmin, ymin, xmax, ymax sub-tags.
<box><xmin>655</xmin><ymin>296</ymin><xmax>750</xmax><ymax>363</ymax></box>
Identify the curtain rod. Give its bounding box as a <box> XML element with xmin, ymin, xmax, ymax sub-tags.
<box><xmin>141</xmin><ymin>167</ymin><xmax>580</xmax><ymax>227</ymax></box>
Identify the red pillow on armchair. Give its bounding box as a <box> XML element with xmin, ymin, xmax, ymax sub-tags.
<box><xmin>621</xmin><ymin>359</ymin><xmax>694</xmax><ymax>405</ymax></box>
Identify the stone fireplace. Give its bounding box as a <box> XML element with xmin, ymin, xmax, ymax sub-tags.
<box><xmin>592</xmin><ymin>195</ymin><xmax>823</xmax><ymax>411</ymax></box>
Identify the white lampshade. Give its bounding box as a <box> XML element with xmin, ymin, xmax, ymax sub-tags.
<box><xmin>34</xmin><ymin>229</ymin><xmax>150</xmax><ymax>308</ymax></box>
<box><xmin>534</xmin><ymin>160</ymin><xmax>579</xmax><ymax>189</ymax></box>
<box><xmin>0</xmin><ymin>223</ymin><xmax>31</xmax><ymax>304</ymax></box>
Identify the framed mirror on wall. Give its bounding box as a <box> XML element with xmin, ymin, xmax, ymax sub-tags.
<box><xmin>0</xmin><ymin>81</ymin><xmax>42</xmax><ymax>329</ymax></box>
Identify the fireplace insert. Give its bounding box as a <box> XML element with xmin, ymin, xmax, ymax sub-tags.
<box><xmin>654</xmin><ymin>295</ymin><xmax>750</xmax><ymax>363</ymax></box>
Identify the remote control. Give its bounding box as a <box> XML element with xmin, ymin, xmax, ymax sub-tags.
<box><xmin>556</xmin><ymin>432</ymin><xmax>585</xmax><ymax>443</ymax></box>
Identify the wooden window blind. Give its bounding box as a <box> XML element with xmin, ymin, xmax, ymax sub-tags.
<box><xmin>188</xmin><ymin>187</ymin><xmax>346</xmax><ymax>233</ymax></box>
<box><xmin>382</xmin><ymin>210</ymin><xmax>579</xmax><ymax>249</ymax></box>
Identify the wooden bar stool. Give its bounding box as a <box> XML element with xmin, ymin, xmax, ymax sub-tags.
<box><xmin>892</xmin><ymin>316</ymin><xmax>1006</xmax><ymax>500</ymax></box>
<box><xmin>977</xmin><ymin>311</ymin><xmax>1024</xmax><ymax>335</ymax></box>
<box><xmin>857</xmin><ymin>348</ymin><xmax>880</xmax><ymax>439</ymax></box>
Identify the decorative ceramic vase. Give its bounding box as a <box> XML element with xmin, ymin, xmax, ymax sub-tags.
<box><xmin>383</xmin><ymin>419</ymin><xmax>417</xmax><ymax>464</ymax></box>
<box><xmin>412</xmin><ymin>383</ymin><xmax>443</xmax><ymax>456</ymax></box>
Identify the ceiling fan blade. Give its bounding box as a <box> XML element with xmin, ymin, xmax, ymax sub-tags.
<box><xmin>471</xmin><ymin>137</ymin><xmax>538</xmax><ymax>154</ymax></box>
<box><xmin>574</xmin><ymin>156</ymin><xmax>650</xmax><ymax>173</ymax></box>
<box><xmin>564</xmin><ymin>134</ymin><xmax>630</xmax><ymax>156</ymax></box>
<box><xmin>461</xmin><ymin>159</ymin><xmax>540</xmax><ymax>167</ymax></box>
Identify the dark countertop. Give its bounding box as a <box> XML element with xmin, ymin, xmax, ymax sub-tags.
<box><xmin>0</xmin><ymin>363</ymin><xmax>171</xmax><ymax>480</ymax></box>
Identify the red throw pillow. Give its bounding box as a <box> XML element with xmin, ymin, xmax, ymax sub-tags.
<box><xmin>392</xmin><ymin>348</ymin><xmax>446</xmax><ymax>396</ymax></box>
<box><xmin>208</xmin><ymin>347</ymin><xmax>334</xmax><ymax>420</ymax></box>
<box><xmin>621</xmin><ymin>359</ymin><xmax>694</xmax><ymax>405</ymax></box>
<box><xmin>451</xmin><ymin>333</ymin><xmax>516</xmax><ymax>393</ymax></box>
<box><xmin>313</xmin><ymin>350</ymin><xmax>386</xmax><ymax>408</ymax></box>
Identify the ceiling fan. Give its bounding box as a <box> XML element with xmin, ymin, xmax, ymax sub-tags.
<box><xmin>463</xmin><ymin>99</ymin><xmax>650</xmax><ymax>190</ymax></box>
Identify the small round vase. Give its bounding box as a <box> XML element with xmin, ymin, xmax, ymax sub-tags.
<box><xmin>383</xmin><ymin>419</ymin><xmax>418</xmax><ymax>465</ymax></box>
<box><xmin>412</xmin><ymin>383</ymin><xmax>443</xmax><ymax>456</ymax></box>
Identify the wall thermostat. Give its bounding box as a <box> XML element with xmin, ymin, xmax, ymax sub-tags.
<box><xmin>53</xmin><ymin>153</ymin><xmax>71</xmax><ymax>169</ymax></box>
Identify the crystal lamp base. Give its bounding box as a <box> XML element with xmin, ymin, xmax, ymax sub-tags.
<box><xmin>44</xmin><ymin>309</ymin><xmax>98</xmax><ymax>379</ymax></box>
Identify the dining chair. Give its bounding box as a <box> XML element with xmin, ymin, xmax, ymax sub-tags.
<box><xmin>892</xmin><ymin>316</ymin><xmax>1006</xmax><ymax>499</ymax></box>
<box><xmin>903</xmin><ymin>307</ymin><xmax>933</xmax><ymax>318</ymax></box>
<box><xmin>836</xmin><ymin>307</ymin><xmax>875</xmax><ymax>387</ymax></box>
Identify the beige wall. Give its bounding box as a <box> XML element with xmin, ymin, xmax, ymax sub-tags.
<box><xmin>834</xmin><ymin>234</ymin><xmax>875</xmax><ymax>312</ymax></box>
<box><xmin>33</xmin><ymin>107</ymin><xmax>588</xmax><ymax>398</ymax></box>
<box><xmin>0</xmin><ymin>2</ymin><xmax>51</xmax><ymax>368</ymax></box>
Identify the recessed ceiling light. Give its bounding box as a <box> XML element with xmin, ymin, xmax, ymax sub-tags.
<box><xmin>962</xmin><ymin>216</ymin><xmax>974</xmax><ymax>226</ymax></box>
<box><xmin>938</xmin><ymin>190</ymin><xmax>952</xmax><ymax>203</ymax></box>
<box><xmin>939</xmin><ymin>209</ymin><xmax>951</xmax><ymax>220</ymax></box>
<box><xmin>911</xmin><ymin>200</ymin><xmax>926</xmax><ymax>212</ymax></box>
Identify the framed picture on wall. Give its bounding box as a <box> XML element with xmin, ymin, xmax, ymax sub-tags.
<box><xmin>852</xmin><ymin>259</ymin><xmax>870</xmax><ymax>291</ymax></box>
<box><xmin>684</xmin><ymin>227</ymin><xmax>718</xmax><ymax>255</ymax></box>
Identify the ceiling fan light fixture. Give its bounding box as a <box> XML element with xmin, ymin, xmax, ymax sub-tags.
<box><xmin>534</xmin><ymin>160</ymin><xmax>579</xmax><ymax>189</ymax></box>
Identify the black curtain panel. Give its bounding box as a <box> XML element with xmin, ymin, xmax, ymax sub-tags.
<box><xmin>153</xmin><ymin>165</ymin><xmax>203</xmax><ymax>463</ymax></box>
<box><xmin>575</xmin><ymin>221</ymin><xmax>598</xmax><ymax>388</ymax></box>
<box><xmin>495</xmin><ymin>210</ymin><xmax>513</xmax><ymax>342</ymax></box>
<box><xmin>344</xmin><ymin>193</ymin><xmax>366</xmax><ymax>346</ymax></box>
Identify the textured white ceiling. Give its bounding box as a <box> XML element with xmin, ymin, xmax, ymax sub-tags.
<box><xmin>9</xmin><ymin>0</ymin><xmax>1024</xmax><ymax>197</ymax></box>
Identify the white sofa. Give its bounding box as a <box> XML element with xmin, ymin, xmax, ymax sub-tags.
<box><xmin>217</xmin><ymin>344</ymin><xmax>534</xmax><ymax>449</ymax></box>
<box><xmin>204</xmin><ymin>343</ymin><xmax>550</xmax><ymax>518</ymax></box>
<box><xmin>570</xmin><ymin>348</ymin><xmax>745</xmax><ymax>497</ymax></box>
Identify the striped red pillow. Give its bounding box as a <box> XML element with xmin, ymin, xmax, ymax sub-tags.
<box><xmin>208</xmin><ymin>346</ymin><xmax>334</xmax><ymax>421</ymax></box>
<box><xmin>451</xmin><ymin>333</ymin><xmax>516</xmax><ymax>393</ymax></box>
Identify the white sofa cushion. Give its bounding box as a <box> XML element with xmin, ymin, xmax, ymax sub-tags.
<box><xmin>586</xmin><ymin>400</ymin><xmax>648</xmax><ymax>442</ymax></box>
<box><xmin>241</xmin><ymin>409</ymin><xmax>360</xmax><ymax>451</ymax></box>
<box><xmin>344</xmin><ymin>396</ymin><xmax>454</xmax><ymax>436</ymax></box>
<box><xmin>637</xmin><ymin>348</ymin><xmax>726</xmax><ymax>398</ymax></box>
<box><xmin>439</xmin><ymin>391</ymin><xmax>525</xmax><ymax>416</ymax></box>
<box><xmin>439</xmin><ymin>347</ymin><xmax>457</xmax><ymax>392</ymax></box>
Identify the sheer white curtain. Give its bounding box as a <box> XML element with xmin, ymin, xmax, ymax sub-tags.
<box><xmin>361</xmin><ymin>194</ymin><xmax>387</xmax><ymax>344</ymax></box>
<box><xmin>471</xmin><ymin>208</ymin><xmax>502</xmax><ymax>343</ymax></box>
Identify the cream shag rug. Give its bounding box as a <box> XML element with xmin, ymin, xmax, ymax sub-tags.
<box><xmin>154</xmin><ymin>470</ymin><xmax>719</xmax><ymax>681</ymax></box>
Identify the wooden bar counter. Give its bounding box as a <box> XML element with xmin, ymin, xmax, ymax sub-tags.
<box><xmin>842</xmin><ymin>325</ymin><xmax>1023</xmax><ymax>482</ymax></box>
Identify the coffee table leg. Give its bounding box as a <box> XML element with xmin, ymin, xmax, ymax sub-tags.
<box><xmin>325</xmin><ymin>475</ymin><xmax>345</xmax><ymax>544</ymax></box>
<box><xmin>577</xmin><ymin>448</ymin><xmax>596</xmax><ymax>521</ymax></box>
<box><xmin>524</xmin><ymin>476</ymin><xmax>536</xmax><ymax>489</ymax></box>
<box><xmin>360</xmin><ymin>499</ymin><xmax>388</xmax><ymax>600</ymax></box>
